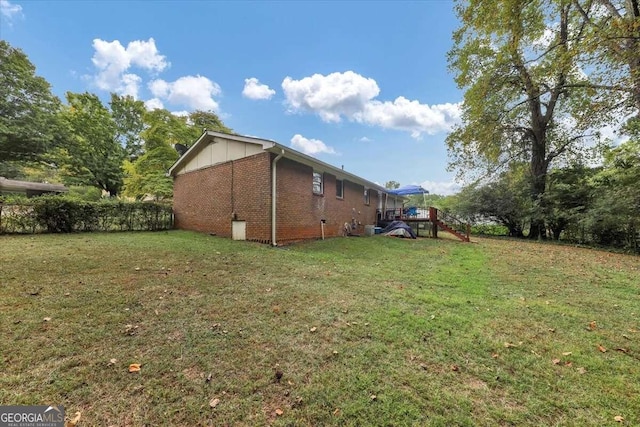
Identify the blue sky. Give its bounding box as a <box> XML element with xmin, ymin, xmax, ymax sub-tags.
<box><xmin>1</xmin><ymin>0</ymin><xmax>464</xmax><ymax>194</ymax></box>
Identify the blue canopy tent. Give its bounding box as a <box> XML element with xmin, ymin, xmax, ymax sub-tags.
<box><xmin>384</xmin><ymin>185</ymin><xmax>429</xmax><ymax>218</ymax></box>
<box><xmin>387</xmin><ymin>185</ymin><xmax>430</xmax><ymax>196</ymax></box>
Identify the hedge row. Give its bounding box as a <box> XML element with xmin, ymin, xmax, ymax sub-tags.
<box><xmin>0</xmin><ymin>196</ymin><xmax>173</xmax><ymax>234</ymax></box>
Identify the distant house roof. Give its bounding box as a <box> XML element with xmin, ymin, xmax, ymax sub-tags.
<box><xmin>168</xmin><ymin>131</ymin><xmax>388</xmax><ymax>193</ymax></box>
<box><xmin>0</xmin><ymin>177</ymin><xmax>68</xmax><ymax>197</ymax></box>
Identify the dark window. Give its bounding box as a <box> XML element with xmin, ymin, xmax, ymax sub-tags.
<box><xmin>336</xmin><ymin>179</ymin><xmax>344</xmax><ymax>198</ymax></box>
<box><xmin>313</xmin><ymin>172</ymin><xmax>323</xmax><ymax>195</ymax></box>
<box><xmin>364</xmin><ymin>189</ymin><xmax>370</xmax><ymax>205</ymax></box>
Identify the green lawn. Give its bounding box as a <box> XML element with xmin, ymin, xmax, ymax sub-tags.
<box><xmin>1</xmin><ymin>231</ymin><xmax>638</xmax><ymax>426</ymax></box>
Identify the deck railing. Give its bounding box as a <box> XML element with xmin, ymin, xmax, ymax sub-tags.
<box><xmin>380</xmin><ymin>207</ymin><xmax>430</xmax><ymax>221</ymax></box>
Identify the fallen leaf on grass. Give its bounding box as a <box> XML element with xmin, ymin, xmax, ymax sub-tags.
<box><xmin>370</xmin><ymin>394</ymin><xmax>377</xmax><ymax>401</ymax></box>
<box><xmin>124</xmin><ymin>324</ymin><xmax>139</xmax><ymax>335</ymax></box>
<box><xmin>291</xmin><ymin>397</ymin><xmax>303</xmax><ymax>409</ymax></box>
<box><xmin>504</xmin><ymin>342</ymin><xmax>517</xmax><ymax>348</ymax></box>
<box><xmin>108</xmin><ymin>358</ymin><xmax>117</xmax><ymax>366</ymax></box>
<box><xmin>491</xmin><ymin>353</ymin><xmax>499</xmax><ymax>359</ymax></box>
<box><xmin>65</xmin><ymin>411</ymin><xmax>81</xmax><ymax>427</ymax></box>
<box><xmin>614</xmin><ymin>415</ymin><xmax>624</xmax><ymax>422</ymax></box>
<box><xmin>548</xmin><ymin>328</ymin><xmax>556</xmax><ymax>333</ymax></box>
<box><xmin>562</xmin><ymin>352</ymin><xmax>572</xmax><ymax>356</ymax></box>
<box><xmin>209</xmin><ymin>398</ymin><xmax>220</xmax><ymax>408</ymax></box>
<box><xmin>309</xmin><ymin>327</ymin><xmax>317</xmax><ymax>333</ymax></box>
<box><xmin>564</xmin><ymin>361</ymin><xmax>573</xmax><ymax>367</ymax></box>
<box><xmin>128</xmin><ymin>363</ymin><xmax>141</xmax><ymax>373</ymax></box>
<box><xmin>588</xmin><ymin>320</ymin><xmax>597</xmax><ymax>330</ymax></box>
<box><xmin>552</xmin><ymin>359</ymin><xmax>561</xmax><ymax>365</ymax></box>
<box><xmin>597</xmin><ymin>344</ymin><xmax>607</xmax><ymax>353</ymax></box>
<box><xmin>43</xmin><ymin>317</ymin><xmax>52</xmax><ymax>322</ymax></box>
<box><xmin>577</xmin><ymin>367</ymin><xmax>587</xmax><ymax>374</ymax></box>
<box><xmin>615</xmin><ymin>348</ymin><xmax>629</xmax><ymax>353</ymax></box>
<box><xmin>451</xmin><ymin>364</ymin><xmax>459</xmax><ymax>372</ymax></box>
<box><xmin>333</xmin><ymin>408</ymin><xmax>341</xmax><ymax>416</ymax></box>
<box><xmin>275</xmin><ymin>409</ymin><xmax>284</xmax><ymax>416</ymax></box>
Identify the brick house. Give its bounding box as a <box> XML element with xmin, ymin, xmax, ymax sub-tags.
<box><xmin>169</xmin><ymin>131</ymin><xmax>392</xmax><ymax>245</ymax></box>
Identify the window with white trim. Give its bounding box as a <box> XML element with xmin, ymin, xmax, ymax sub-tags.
<box><xmin>364</xmin><ymin>188</ymin><xmax>370</xmax><ymax>205</ymax></box>
<box><xmin>313</xmin><ymin>171</ymin><xmax>323</xmax><ymax>195</ymax></box>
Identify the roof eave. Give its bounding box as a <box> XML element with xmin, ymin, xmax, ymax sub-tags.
<box><xmin>265</xmin><ymin>143</ymin><xmax>387</xmax><ymax>193</ymax></box>
<box><xmin>168</xmin><ymin>131</ymin><xmax>388</xmax><ymax>194</ymax></box>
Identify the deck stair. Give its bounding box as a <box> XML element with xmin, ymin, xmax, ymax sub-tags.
<box><xmin>433</xmin><ymin>208</ymin><xmax>470</xmax><ymax>242</ymax></box>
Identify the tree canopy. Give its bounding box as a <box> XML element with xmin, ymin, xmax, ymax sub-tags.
<box><xmin>447</xmin><ymin>0</ymin><xmax>615</xmax><ymax>238</ymax></box>
<box><xmin>0</xmin><ymin>40</ymin><xmax>61</xmax><ymax>163</ymax></box>
<box><xmin>57</xmin><ymin>92</ymin><xmax>125</xmax><ymax>196</ymax></box>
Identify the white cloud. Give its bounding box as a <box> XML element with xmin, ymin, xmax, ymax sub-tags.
<box><xmin>290</xmin><ymin>134</ymin><xmax>336</xmax><ymax>156</ymax></box>
<box><xmin>282</xmin><ymin>71</ymin><xmax>460</xmax><ymax>138</ymax></box>
<box><xmin>282</xmin><ymin>71</ymin><xmax>380</xmax><ymax>122</ymax></box>
<box><xmin>144</xmin><ymin>98</ymin><xmax>164</xmax><ymax>110</ymax></box>
<box><xmin>120</xmin><ymin>73</ymin><xmax>142</xmax><ymax>98</ymax></box>
<box><xmin>359</xmin><ymin>136</ymin><xmax>373</xmax><ymax>142</ymax></box>
<box><xmin>171</xmin><ymin>111</ymin><xmax>190</xmax><ymax>117</ymax></box>
<box><xmin>357</xmin><ymin>98</ymin><xmax>462</xmax><ymax>138</ymax></box>
<box><xmin>242</xmin><ymin>78</ymin><xmax>275</xmax><ymax>100</ymax></box>
<box><xmin>420</xmin><ymin>180</ymin><xmax>461</xmax><ymax>196</ymax></box>
<box><xmin>148</xmin><ymin>79</ymin><xmax>170</xmax><ymax>98</ymax></box>
<box><xmin>0</xmin><ymin>0</ymin><xmax>22</xmax><ymax>20</ymax></box>
<box><xmin>148</xmin><ymin>75</ymin><xmax>221</xmax><ymax>111</ymax></box>
<box><xmin>90</xmin><ymin>38</ymin><xmax>169</xmax><ymax>98</ymax></box>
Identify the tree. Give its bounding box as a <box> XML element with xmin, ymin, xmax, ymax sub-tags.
<box><xmin>0</xmin><ymin>40</ymin><xmax>61</xmax><ymax>163</ymax></box>
<box><xmin>542</xmin><ymin>165</ymin><xmax>596</xmax><ymax>240</ymax></box>
<box><xmin>384</xmin><ymin>180</ymin><xmax>400</xmax><ymax>189</ymax></box>
<box><xmin>585</xmin><ymin>136</ymin><xmax>640</xmax><ymax>249</ymax></box>
<box><xmin>122</xmin><ymin>109</ymin><xmax>231</xmax><ymax>200</ymax></box>
<box><xmin>447</xmin><ymin>0</ymin><xmax>604</xmax><ymax>239</ymax></box>
<box><xmin>141</xmin><ymin>109</ymin><xmax>194</xmax><ymax>151</ymax></box>
<box><xmin>58</xmin><ymin>92</ymin><xmax>125</xmax><ymax>196</ymax></box>
<box><xmin>573</xmin><ymin>0</ymin><xmax>640</xmax><ymax>120</ymax></box>
<box><xmin>449</xmin><ymin>166</ymin><xmax>531</xmax><ymax>237</ymax></box>
<box><xmin>122</xmin><ymin>147</ymin><xmax>176</xmax><ymax>201</ymax></box>
<box><xmin>188</xmin><ymin>110</ymin><xmax>232</xmax><ymax>136</ymax></box>
<box><xmin>110</xmin><ymin>94</ymin><xmax>146</xmax><ymax>161</ymax></box>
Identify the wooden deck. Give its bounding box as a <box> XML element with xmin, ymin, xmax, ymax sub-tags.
<box><xmin>377</xmin><ymin>207</ymin><xmax>471</xmax><ymax>242</ymax></box>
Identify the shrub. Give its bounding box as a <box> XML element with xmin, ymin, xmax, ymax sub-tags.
<box><xmin>0</xmin><ymin>196</ymin><xmax>172</xmax><ymax>234</ymax></box>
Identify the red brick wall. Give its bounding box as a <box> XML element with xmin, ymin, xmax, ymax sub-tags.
<box><xmin>231</xmin><ymin>153</ymin><xmax>272</xmax><ymax>241</ymax></box>
<box><xmin>275</xmin><ymin>158</ymin><xmax>379</xmax><ymax>243</ymax></box>
<box><xmin>173</xmin><ymin>153</ymin><xmax>271</xmax><ymax>240</ymax></box>
<box><xmin>173</xmin><ymin>152</ymin><xmax>379</xmax><ymax>244</ymax></box>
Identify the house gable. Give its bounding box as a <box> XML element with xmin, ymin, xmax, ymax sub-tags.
<box><xmin>172</xmin><ymin>136</ymin><xmax>265</xmax><ymax>175</ymax></box>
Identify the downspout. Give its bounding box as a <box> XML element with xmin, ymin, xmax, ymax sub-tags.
<box><xmin>271</xmin><ymin>149</ymin><xmax>285</xmax><ymax>246</ymax></box>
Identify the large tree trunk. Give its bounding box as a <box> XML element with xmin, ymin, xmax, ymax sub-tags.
<box><xmin>508</xmin><ymin>223</ymin><xmax>525</xmax><ymax>238</ymax></box>
<box><xmin>630</xmin><ymin>57</ymin><xmax>640</xmax><ymax>116</ymax></box>
<box><xmin>528</xmin><ymin>131</ymin><xmax>549</xmax><ymax>240</ymax></box>
<box><xmin>629</xmin><ymin>0</ymin><xmax>640</xmax><ymax>114</ymax></box>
